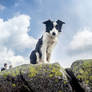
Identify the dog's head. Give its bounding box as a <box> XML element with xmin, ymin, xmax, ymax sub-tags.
<box><xmin>43</xmin><ymin>19</ymin><xmax>65</xmax><ymax>37</ymax></box>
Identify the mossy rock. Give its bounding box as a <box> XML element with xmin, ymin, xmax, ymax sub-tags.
<box><xmin>71</xmin><ymin>59</ymin><xmax>92</xmax><ymax>91</ymax></box>
<box><xmin>0</xmin><ymin>63</ymin><xmax>72</xmax><ymax>92</ymax></box>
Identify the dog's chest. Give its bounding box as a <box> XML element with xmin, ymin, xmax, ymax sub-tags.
<box><xmin>46</xmin><ymin>36</ymin><xmax>57</xmax><ymax>49</ymax></box>
<box><xmin>43</xmin><ymin>33</ymin><xmax>57</xmax><ymax>47</ymax></box>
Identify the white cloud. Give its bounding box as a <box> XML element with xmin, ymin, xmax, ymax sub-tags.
<box><xmin>0</xmin><ymin>14</ymin><xmax>37</xmax><ymax>68</ymax></box>
<box><xmin>0</xmin><ymin>46</ymin><xmax>29</xmax><ymax>68</ymax></box>
<box><xmin>69</xmin><ymin>27</ymin><xmax>92</xmax><ymax>53</ymax></box>
<box><xmin>0</xmin><ymin>14</ymin><xmax>37</xmax><ymax>50</ymax></box>
<box><xmin>64</xmin><ymin>27</ymin><xmax>92</xmax><ymax>67</ymax></box>
<box><xmin>0</xmin><ymin>4</ymin><xmax>5</xmax><ymax>11</ymax></box>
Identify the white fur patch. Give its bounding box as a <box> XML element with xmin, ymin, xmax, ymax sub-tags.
<box><xmin>40</xmin><ymin>32</ymin><xmax>58</xmax><ymax>63</ymax></box>
<box><xmin>53</xmin><ymin>21</ymin><xmax>57</xmax><ymax>26</ymax></box>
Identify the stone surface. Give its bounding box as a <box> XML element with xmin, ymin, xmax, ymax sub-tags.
<box><xmin>0</xmin><ymin>63</ymin><xmax>72</xmax><ymax>92</ymax></box>
<box><xmin>71</xmin><ymin>59</ymin><xmax>92</xmax><ymax>92</ymax></box>
<box><xmin>0</xmin><ymin>60</ymin><xmax>92</xmax><ymax>92</ymax></box>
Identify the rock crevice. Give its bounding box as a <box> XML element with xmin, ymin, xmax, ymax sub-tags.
<box><xmin>66</xmin><ymin>68</ymin><xmax>85</xmax><ymax>92</ymax></box>
<box><xmin>20</xmin><ymin>71</ymin><xmax>34</xmax><ymax>92</ymax></box>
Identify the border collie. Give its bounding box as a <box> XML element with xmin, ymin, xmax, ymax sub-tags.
<box><xmin>30</xmin><ymin>20</ymin><xmax>65</xmax><ymax>64</ymax></box>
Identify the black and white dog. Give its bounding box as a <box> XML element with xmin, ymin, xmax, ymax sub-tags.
<box><xmin>30</xmin><ymin>20</ymin><xmax>65</xmax><ymax>64</ymax></box>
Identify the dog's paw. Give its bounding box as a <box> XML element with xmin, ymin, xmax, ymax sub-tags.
<box><xmin>44</xmin><ymin>61</ymin><xmax>49</xmax><ymax>64</ymax></box>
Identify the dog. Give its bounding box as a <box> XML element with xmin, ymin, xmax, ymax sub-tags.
<box><xmin>30</xmin><ymin>19</ymin><xmax>65</xmax><ymax>64</ymax></box>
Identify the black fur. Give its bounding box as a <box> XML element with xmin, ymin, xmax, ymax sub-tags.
<box><xmin>43</xmin><ymin>20</ymin><xmax>53</xmax><ymax>33</ymax></box>
<box><xmin>43</xmin><ymin>19</ymin><xmax>65</xmax><ymax>33</ymax></box>
<box><xmin>30</xmin><ymin>36</ymin><xmax>43</xmax><ymax>64</ymax></box>
<box><xmin>56</xmin><ymin>20</ymin><xmax>65</xmax><ymax>32</ymax></box>
<box><xmin>35</xmin><ymin>36</ymin><xmax>43</xmax><ymax>58</ymax></box>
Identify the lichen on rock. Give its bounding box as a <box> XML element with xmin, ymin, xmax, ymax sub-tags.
<box><xmin>71</xmin><ymin>59</ymin><xmax>92</xmax><ymax>91</ymax></box>
<box><xmin>0</xmin><ymin>60</ymin><xmax>91</xmax><ymax>92</ymax></box>
<box><xmin>0</xmin><ymin>63</ymin><xmax>72</xmax><ymax>92</ymax></box>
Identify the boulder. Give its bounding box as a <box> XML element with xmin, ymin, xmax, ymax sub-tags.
<box><xmin>71</xmin><ymin>59</ymin><xmax>92</xmax><ymax>92</ymax></box>
<box><xmin>0</xmin><ymin>60</ymin><xmax>92</xmax><ymax>92</ymax></box>
<box><xmin>0</xmin><ymin>63</ymin><xmax>72</xmax><ymax>92</ymax></box>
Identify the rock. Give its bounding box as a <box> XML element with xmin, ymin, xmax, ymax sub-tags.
<box><xmin>1</xmin><ymin>60</ymin><xmax>91</xmax><ymax>92</ymax></box>
<box><xmin>71</xmin><ymin>59</ymin><xmax>92</xmax><ymax>92</ymax></box>
<box><xmin>0</xmin><ymin>63</ymin><xmax>72</xmax><ymax>92</ymax></box>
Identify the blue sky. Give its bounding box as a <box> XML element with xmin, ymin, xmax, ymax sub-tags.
<box><xmin>0</xmin><ymin>0</ymin><xmax>92</xmax><ymax>68</ymax></box>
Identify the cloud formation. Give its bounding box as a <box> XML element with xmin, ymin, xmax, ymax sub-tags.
<box><xmin>0</xmin><ymin>46</ymin><xmax>29</xmax><ymax>68</ymax></box>
<box><xmin>0</xmin><ymin>14</ymin><xmax>37</xmax><ymax>68</ymax></box>
<box><xmin>69</xmin><ymin>28</ymin><xmax>92</xmax><ymax>54</ymax></box>
<box><xmin>0</xmin><ymin>14</ymin><xmax>37</xmax><ymax>49</ymax></box>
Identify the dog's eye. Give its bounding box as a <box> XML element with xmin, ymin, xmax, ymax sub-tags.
<box><xmin>55</xmin><ymin>25</ymin><xmax>59</xmax><ymax>30</ymax></box>
<box><xmin>46</xmin><ymin>23</ymin><xmax>53</xmax><ymax>32</ymax></box>
<box><xmin>55</xmin><ymin>25</ymin><xmax>61</xmax><ymax>32</ymax></box>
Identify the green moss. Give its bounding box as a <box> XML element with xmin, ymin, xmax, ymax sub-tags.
<box><xmin>55</xmin><ymin>79</ymin><xmax>59</xmax><ymax>82</ymax></box>
<box><xmin>12</xmin><ymin>84</ymin><xmax>16</xmax><ymax>87</ymax></box>
<box><xmin>77</xmin><ymin>75</ymin><xmax>82</xmax><ymax>79</ymax></box>
<box><xmin>3</xmin><ymin>72</ymin><xmax>9</xmax><ymax>78</ymax></box>
<box><xmin>90</xmin><ymin>76</ymin><xmax>92</xmax><ymax>80</ymax></box>
<box><xmin>85</xmin><ymin>80</ymin><xmax>89</xmax><ymax>84</ymax></box>
<box><xmin>0</xmin><ymin>63</ymin><xmax>64</xmax><ymax>82</ymax></box>
<box><xmin>28</xmin><ymin>64</ymin><xmax>63</xmax><ymax>78</ymax></box>
<box><xmin>64</xmin><ymin>80</ymin><xmax>67</xmax><ymax>84</ymax></box>
<box><xmin>28</xmin><ymin>66</ymin><xmax>38</xmax><ymax>78</ymax></box>
<box><xmin>48</xmin><ymin>64</ymin><xmax>52</xmax><ymax>68</ymax></box>
<box><xmin>49</xmin><ymin>74</ymin><xmax>54</xmax><ymax>78</ymax></box>
<box><xmin>51</xmin><ymin>67</ymin><xmax>62</xmax><ymax>77</ymax></box>
<box><xmin>58</xmin><ymin>90</ymin><xmax>62</xmax><ymax>92</ymax></box>
<box><xmin>79</xmin><ymin>69</ymin><xmax>84</xmax><ymax>74</ymax></box>
<box><xmin>0</xmin><ymin>68</ymin><xmax>20</xmax><ymax>78</ymax></box>
<box><xmin>73</xmin><ymin>59</ymin><xmax>92</xmax><ymax>86</ymax></box>
<box><xmin>11</xmin><ymin>69</ymin><xmax>20</xmax><ymax>77</ymax></box>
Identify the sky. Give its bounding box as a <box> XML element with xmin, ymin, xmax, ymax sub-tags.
<box><xmin>0</xmin><ymin>0</ymin><xmax>92</xmax><ymax>68</ymax></box>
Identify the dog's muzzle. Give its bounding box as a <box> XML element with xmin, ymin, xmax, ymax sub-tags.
<box><xmin>52</xmin><ymin>32</ymin><xmax>56</xmax><ymax>36</ymax></box>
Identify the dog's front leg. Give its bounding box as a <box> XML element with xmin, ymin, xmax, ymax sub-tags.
<box><xmin>46</xmin><ymin>46</ymin><xmax>53</xmax><ymax>63</ymax></box>
<box><xmin>46</xmin><ymin>52</ymin><xmax>51</xmax><ymax>63</ymax></box>
<box><xmin>40</xmin><ymin>45</ymin><xmax>47</xmax><ymax>63</ymax></box>
<box><xmin>47</xmin><ymin>42</ymin><xmax>57</xmax><ymax>63</ymax></box>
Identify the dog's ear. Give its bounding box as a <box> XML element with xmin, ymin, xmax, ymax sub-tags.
<box><xmin>43</xmin><ymin>20</ymin><xmax>52</xmax><ymax>25</ymax></box>
<box><xmin>56</xmin><ymin>20</ymin><xmax>65</xmax><ymax>32</ymax></box>
<box><xmin>56</xmin><ymin>20</ymin><xmax>65</xmax><ymax>25</ymax></box>
<box><xmin>43</xmin><ymin>20</ymin><xmax>53</xmax><ymax>32</ymax></box>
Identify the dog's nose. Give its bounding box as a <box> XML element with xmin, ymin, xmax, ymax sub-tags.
<box><xmin>52</xmin><ymin>32</ymin><xmax>56</xmax><ymax>36</ymax></box>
